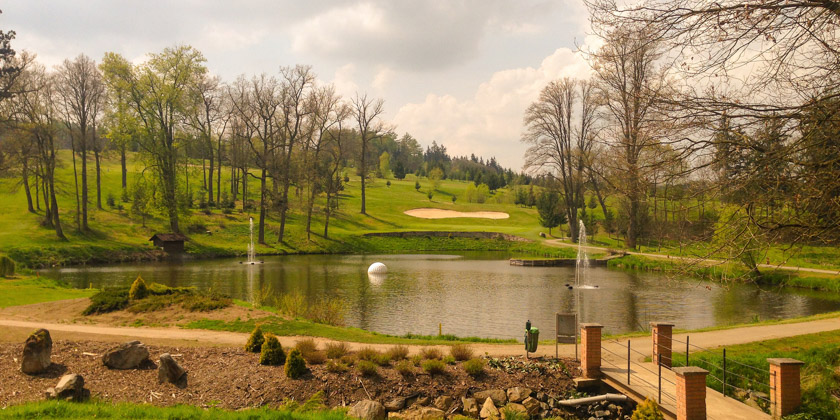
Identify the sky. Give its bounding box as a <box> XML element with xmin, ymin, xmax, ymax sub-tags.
<box><xmin>1</xmin><ymin>0</ymin><xmax>594</xmax><ymax>170</ymax></box>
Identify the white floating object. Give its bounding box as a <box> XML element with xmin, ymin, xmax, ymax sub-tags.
<box><xmin>368</xmin><ymin>273</ymin><xmax>386</xmax><ymax>285</ymax></box>
<box><xmin>368</xmin><ymin>262</ymin><xmax>388</xmax><ymax>274</ymax></box>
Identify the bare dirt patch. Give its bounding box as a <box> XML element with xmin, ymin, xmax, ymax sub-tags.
<box><xmin>0</xmin><ymin>340</ymin><xmax>578</xmax><ymax>410</ymax></box>
<box><xmin>404</xmin><ymin>208</ymin><xmax>510</xmax><ymax>219</ymax></box>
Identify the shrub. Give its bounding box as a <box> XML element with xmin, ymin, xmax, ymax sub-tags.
<box><xmin>420</xmin><ymin>347</ymin><xmax>443</xmax><ymax>360</ymax></box>
<box><xmin>356</xmin><ymin>360</ymin><xmax>378</xmax><ymax>377</ymax></box>
<box><xmin>411</xmin><ymin>355</ymin><xmax>423</xmax><ymax>366</ymax></box>
<box><xmin>395</xmin><ymin>360</ymin><xmax>414</xmax><ymax>376</ymax></box>
<box><xmin>340</xmin><ymin>355</ymin><xmax>356</xmax><ymax>366</ymax></box>
<box><xmin>106</xmin><ymin>192</ymin><xmax>116</xmax><ymax>208</ymax></box>
<box><xmin>443</xmin><ymin>355</ymin><xmax>456</xmax><ymax>365</ymax></box>
<box><xmin>245</xmin><ymin>326</ymin><xmax>265</xmax><ymax>353</ymax></box>
<box><xmin>421</xmin><ymin>359</ymin><xmax>446</xmax><ymax>375</ymax></box>
<box><xmin>285</xmin><ymin>349</ymin><xmax>307</xmax><ymax>379</ymax></box>
<box><xmin>82</xmin><ymin>288</ymin><xmax>129</xmax><ymax>315</ymax></box>
<box><xmin>128</xmin><ymin>276</ymin><xmax>148</xmax><ymax>300</ymax></box>
<box><xmin>386</xmin><ymin>180</ymin><xmax>391</xmax><ymax>188</ymax></box>
<box><xmin>180</xmin><ymin>292</ymin><xmax>231</xmax><ymax>312</ymax></box>
<box><xmin>501</xmin><ymin>407</ymin><xmax>528</xmax><ymax>420</ymax></box>
<box><xmin>305</xmin><ymin>351</ymin><xmax>327</xmax><ymax>365</ymax></box>
<box><xmin>325</xmin><ymin>342</ymin><xmax>349</xmax><ymax>359</ymax></box>
<box><xmin>325</xmin><ymin>360</ymin><xmax>349</xmax><ymax>373</ymax></box>
<box><xmin>260</xmin><ymin>334</ymin><xmax>286</xmax><ymax>366</ymax></box>
<box><xmin>415</xmin><ymin>181</ymin><xmax>421</xmax><ymax>191</ymax></box>
<box><xmin>295</xmin><ymin>339</ymin><xmax>318</xmax><ymax>357</ymax></box>
<box><xmin>0</xmin><ymin>255</ymin><xmax>16</xmax><ymax>278</ymax></box>
<box><xmin>631</xmin><ymin>398</ymin><xmax>664</xmax><ymax>420</ymax></box>
<box><xmin>449</xmin><ymin>344</ymin><xmax>474</xmax><ymax>361</ymax></box>
<box><xmin>463</xmin><ymin>358</ymin><xmax>485</xmax><ymax>376</ymax></box>
<box><xmin>356</xmin><ymin>347</ymin><xmax>381</xmax><ymax>362</ymax></box>
<box><xmin>373</xmin><ymin>353</ymin><xmax>392</xmax><ymax>366</ymax></box>
<box><xmin>387</xmin><ymin>345</ymin><xmax>409</xmax><ymax>361</ymax></box>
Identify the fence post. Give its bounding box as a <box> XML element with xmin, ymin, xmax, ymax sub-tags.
<box><xmin>686</xmin><ymin>335</ymin><xmax>690</xmax><ymax>366</ymax></box>
<box><xmin>627</xmin><ymin>339</ymin><xmax>631</xmax><ymax>385</ymax></box>
<box><xmin>768</xmin><ymin>358</ymin><xmax>804</xmax><ymax>418</ymax></box>
<box><xmin>580</xmin><ymin>323</ymin><xmax>603</xmax><ymax>378</ymax></box>
<box><xmin>651</xmin><ymin>322</ymin><xmax>674</xmax><ymax>368</ymax></box>
<box><xmin>674</xmin><ymin>366</ymin><xmax>709</xmax><ymax>420</ymax></box>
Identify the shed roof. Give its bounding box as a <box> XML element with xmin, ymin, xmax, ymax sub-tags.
<box><xmin>149</xmin><ymin>233</ymin><xmax>188</xmax><ymax>242</ymax></box>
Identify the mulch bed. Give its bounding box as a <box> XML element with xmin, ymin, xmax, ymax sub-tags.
<box><xmin>1</xmin><ymin>340</ymin><xmax>580</xmax><ymax>410</ymax></box>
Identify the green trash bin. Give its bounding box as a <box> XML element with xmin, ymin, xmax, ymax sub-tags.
<box><xmin>525</xmin><ymin>327</ymin><xmax>539</xmax><ymax>353</ymax></box>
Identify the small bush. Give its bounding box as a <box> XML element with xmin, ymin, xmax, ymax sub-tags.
<box><xmin>128</xmin><ymin>276</ymin><xmax>148</xmax><ymax>300</ymax></box>
<box><xmin>374</xmin><ymin>353</ymin><xmax>392</xmax><ymax>366</ymax></box>
<box><xmin>305</xmin><ymin>351</ymin><xmax>327</xmax><ymax>365</ymax></box>
<box><xmin>260</xmin><ymin>334</ymin><xmax>286</xmax><ymax>366</ymax></box>
<box><xmin>325</xmin><ymin>342</ymin><xmax>349</xmax><ymax>359</ymax></box>
<box><xmin>387</xmin><ymin>345</ymin><xmax>410</xmax><ymax>361</ymax></box>
<box><xmin>411</xmin><ymin>355</ymin><xmax>423</xmax><ymax>367</ymax></box>
<box><xmin>340</xmin><ymin>355</ymin><xmax>356</xmax><ymax>366</ymax></box>
<box><xmin>245</xmin><ymin>326</ymin><xmax>265</xmax><ymax>353</ymax></box>
<box><xmin>180</xmin><ymin>292</ymin><xmax>231</xmax><ymax>311</ymax></box>
<box><xmin>356</xmin><ymin>360</ymin><xmax>378</xmax><ymax>377</ymax></box>
<box><xmin>463</xmin><ymin>358</ymin><xmax>485</xmax><ymax>376</ymax></box>
<box><xmin>295</xmin><ymin>339</ymin><xmax>318</xmax><ymax>357</ymax></box>
<box><xmin>325</xmin><ymin>360</ymin><xmax>349</xmax><ymax>373</ymax></box>
<box><xmin>395</xmin><ymin>360</ymin><xmax>414</xmax><ymax>376</ymax></box>
<box><xmin>421</xmin><ymin>359</ymin><xmax>446</xmax><ymax>375</ymax></box>
<box><xmin>0</xmin><ymin>255</ymin><xmax>16</xmax><ymax>278</ymax></box>
<box><xmin>443</xmin><ymin>355</ymin><xmax>456</xmax><ymax>365</ymax></box>
<box><xmin>420</xmin><ymin>347</ymin><xmax>443</xmax><ymax>360</ymax></box>
<box><xmin>631</xmin><ymin>398</ymin><xmax>664</xmax><ymax>420</ymax></box>
<box><xmin>82</xmin><ymin>288</ymin><xmax>129</xmax><ymax>315</ymax></box>
<box><xmin>285</xmin><ymin>349</ymin><xmax>307</xmax><ymax>379</ymax></box>
<box><xmin>501</xmin><ymin>408</ymin><xmax>528</xmax><ymax>420</ymax></box>
<box><xmin>356</xmin><ymin>347</ymin><xmax>381</xmax><ymax>362</ymax></box>
<box><xmin>449</xmin><ymin>344</ymin><xmax>474</xmax><ymax>361</ymax></box>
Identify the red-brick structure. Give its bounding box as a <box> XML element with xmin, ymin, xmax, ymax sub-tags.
<box><xmin>674</xmin><ymin>366</ymin><xmax>708</xmax><ymax>420</ymax></box>
<box><xmin>651</xmin><ymin>322</ymin><xmax>674</xmax><ymax>368</ymax></box>
<box><xmin>768</xmin><ymin>358</ymin><xmax>804</xmax><ymax>418</ymax></box>
<box><xmin>580</xmin><ymin>323</ymin><xmax>603</xmax><ymax>378</ymax></box>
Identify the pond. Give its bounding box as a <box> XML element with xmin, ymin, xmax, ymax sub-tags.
<box><xmin>43</xmin><ymin>253</ymin><xmax>840</xmax><ymax>339</ymax></box>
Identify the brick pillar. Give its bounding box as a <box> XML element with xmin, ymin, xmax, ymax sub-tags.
<box><xmin>768</xmin><ymin>358</ymin><xmax>804</xmax><ymax>418</ymax></box>
<box><xmin>651</xmin><ymin>322</ymin><xmax>674</xmax><ymax>368</ymax></box>
<box><xmin>674</xmin><ymin>366</ymin><xmax>708</xmax><ymax>420</ymax></box>
<box><xmin>580</xmin><ymin>323</ymin><xmax>603</xmax><ymax>378</ymax></box>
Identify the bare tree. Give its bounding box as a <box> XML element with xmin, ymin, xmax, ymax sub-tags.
<box><xmin>187</xmin><ymin>74</ymin><xmax>226</xmax><ymax>206</ymax></box>
<box><xmin>323</xmin><ymin>103</ymin><xmax>353</xmax><ymax>239</ymax></box>
<box><xmin>352</xmin><ymin>93</ymin><xmax>387</xmax><ymax>215</ymax></box>
<box><xmin>304</xmin><ymin>84</ymin><xmax>343</xmax><ymax>240</ymax></box>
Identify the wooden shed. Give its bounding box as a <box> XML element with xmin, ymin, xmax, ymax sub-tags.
<box><xmin>149</xmin><ymin>233</ymin><xmax>187</xmax><ymax>254</ymax></box>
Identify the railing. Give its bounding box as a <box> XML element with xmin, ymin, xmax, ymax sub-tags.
<box><xmin>602</xmin><ymin>339</ymin><xmax>678</xmax><ymax>406</ymax></box>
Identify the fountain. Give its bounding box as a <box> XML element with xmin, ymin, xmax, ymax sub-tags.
<box><xmin>574</xmin><ymin>220</ymin><xmax>598</xmax><ymax>290</ymax></box>
<box><xmin>240</xmin><ymin>217</ymin><xmax>263</xmax><ymax>264</ymax></box>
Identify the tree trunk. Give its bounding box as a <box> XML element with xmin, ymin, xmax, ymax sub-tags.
<box><xmin>120</xmin><ymin>144</ymin><xmax>127</xmax><ymax>190</ymax></box>
<box><xmin>22</xmin><ymin>160</ymin><xmax>35</xmax><ymax>213</ymax></box>
<box><xmin>360</xmin><ymin>140</ymin><xmax>367</xmax><ymax>215</ymax></box>
<box><xmin>81</xmin><ymin>129</ymin><xmax>89</xmax><ymax>231</ymax></box>
<box><xmin>217</xmin><ymin>136</ymin><xmax>222</xmax><ymax>204</ymax></box>
<box><xmin>258</xmin><ymin>168</ymin><xmax>266</xmax><ymax>244</ymax></box>
<box><xmin>71</xmin><ymin>138</ymin><xmax>81</xmax><ymax>231</ymax></box>
<box><xmin>95</xmin><ymin>149</ymin><xmax>103</xmax><ymax>210</ymax></box>
<box><xmin>324</xmin><ymin>192</ymin><xmax>331</xmax><ymax>239</ymax></box>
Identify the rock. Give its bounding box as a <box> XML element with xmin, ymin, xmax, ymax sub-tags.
<box><xmin>594</xmin><ymin>410</ymin><xmax>610</xmax><ymax>418</ymax></box>
<box><xmin>349</xmin><ymin>400</ymin><xmax>386</xmax><ymax>420</ymax></box>
<box><xmin>102</xmin><ymin>341</ymin><xmax>149</xmax><ymax>370</ymax></box>
<box><xmin>522</xmin><ymin>397</ymin><xmax>540</xmax><ymax>416</ymax></box>
<box><xmin>21</xmin><ymin>329</ymin><xmax>52</xmax><ymax>374</ymax></box>
<box><xmin>535</xmin><ymin>392</ymin><xmax>547</xmax><ymax>402</ymax></box>
<box><xmin>475</xmin><ymin>389</ymin><xmax>507</xmax><ymax>405</ymax></box>
<box><xmin>506</xmin><ymin>387</ymin><xmax>531</xmax><ymax>403</ymax></box>
<box><xmin>547</xmin><ymin>398</ymin><xmax>557</xmax><ymax>409</ymax></box>
<box><xmin>480</xmin><ymin>398</ymin><xmax>499</xmax><ymax>419</ymax></box>
<box><xmin>462</xmin><ymin>397</ymin><xmax>479</xmax><ymax>418</ymax></box>
<box><xmin>434</xmin><ymin>396</ymin><xmax>454</xmax><ymax>411</ymax></box>
<box><xmin>385</xmin><ymin>397</ymin><xmax>407</xmax><ymax>412</ymax></box>
<box><xmin>397</xmin><ymin>406</ymin><xmax>446</xmax><ymax>420</ymax></box>
<box><xmin>500</xmin><ymin>403</ymin><xmax>527</xmax><ymax>419</ymax></box>
<box><xmin>158</xmin><ymin>353</ymin><xmax>187</xmax><ymax>387</ymax></box>
<box><xmin>414</xmin><ymin>396</ymin><xmax>431</xmax><ymax>407</ymax></box>
<box><xmin>45</xmin><ymin>374</ymin><xmax>88</xmax><ymax>401</ymax></box>
<box><xmin>539</xmin><ymin>402</ymin><xmax>548</xmax><ymax>412</ymax></box>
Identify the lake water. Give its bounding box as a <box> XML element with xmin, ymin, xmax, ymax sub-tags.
<box><xmin>43</xmin><ymin>253</ymin><xmax>840</xmax><ymax>339</ymax></box>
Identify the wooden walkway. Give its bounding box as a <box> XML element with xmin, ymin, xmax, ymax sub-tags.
<box><xmin>599</xmin><ymin>340</ymin><xmax>771</xmax><ymax>420</ymax></box>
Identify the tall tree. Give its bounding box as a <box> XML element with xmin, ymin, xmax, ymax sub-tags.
<box><xmin>56</xmin><ymin>54</ymin><xmax>104</xmax><ymax>231</ymax></box>
<box><xmin>352</xmin><ymin>93</ymin><xmax>386</xmax><ymax>215</ymax></box>
<box><xmin>187</xmin><ymin>74</ymin><xmax>225</xmax><ymax>207</ymax></box>
<box><xmin>99</xmin><ymin>52</ymin><xmax>136</xmax><ymax>192</ymax></box>
<box><xmin>304</xmin><ymin>84</ymin><xmax>343</xmax><ymax>240</ymax></box>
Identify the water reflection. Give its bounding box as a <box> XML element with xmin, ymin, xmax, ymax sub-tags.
<box><xmin>42</xmin><ymin>253</ymin><xmax>840</xmax><ymax>339</ymax></box>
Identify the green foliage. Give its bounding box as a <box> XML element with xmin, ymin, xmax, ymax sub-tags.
<box><xmin>82</xmin><ymin>287</ymin><xmax>130</xmax><ymax>315</ymax></box>
<box><xmin>0</xmin><ymin>255</ymin><xmax>16</xmax><ymax>277</ymax></box>
<box><xmin>128</xmin><ymin>275</ymin><xmax>148</xmax><ymax>300</ymax></box>
<box><xmin>421</xmin><ymin>358</ymin><xmax>446</xmax><ymax>375</ymax></box>
<box><xmin>442</xmin><ymin>355</ymin><xmax>456</xmax><ymax>365</ymax></box>
<box><xmin>259</xmin><ymin>333</ymin><xmax>286</xmax><ymax>366</ymax></box>
<box><xmin>296</xmin><ymin>339</ymin><xmax>325</xmax><ymax>364</ymax></box>
<box><xmin>325</xmin><ymin>342</ymin><xmax>350</xmax><ymax>359</ymax></box>
<box><xmin>501</xmin><ymin>407</ymin><xmax>528</xmax><ymax>420</ymax></box>
<box><xmin>285</xmin><ymin>349</ymin><xmax>307</xmax><ymax>379</ymax></box>
<box><xmin>463</xmin><ymin>358</ymin><xmax>486</xmax><ymax>376</ymax></box>
<box><xmin>631</xmin><ymin>398</ymin><xmax>664</xmax><ymax>420</ymax></box>
<box><xmin>325</xmin><ymin>360</ymin><xmax>349</xmax><ymax>373</ymax></box>
<box><xmin>356</xmin><ymin>360</ymin><xmax>378</xmax><ymax>377</ymax></box>
<box><xmin>464</xmin><ymin>183</ymin><xmax>490</xmax><ymax>203</ymax></box>
<box><xmin>245</xmin><ymin>326</ymin><xmax>265</xmax><ymax>353</ymax></box>
<box><xmin>415</xmin><ymin>180</ymin><xmax>421</xmax><ymax>191</ymax></box>
<box><xmin>395</xmin><ymin>360</ymin><xmax>414</xmax><ymax>376</ymax></box>
<box><xmin>449</xmin><ymin>343</ymin><xmax>474</xmax><ymax>361</ymax></box>
<box><xmin>386</xmin><ymin>345</ymin><xmax>409</xmax><ymax>361</ymax></box>
<box><xmin>536</xmin><ymin>191</ymin><xmax>562</xmax><ymax>235</ymax></box>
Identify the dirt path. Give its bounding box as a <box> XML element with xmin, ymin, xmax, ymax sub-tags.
<box><xmin>544</xmin><ymin>239</ymin><xmax>840</xmax><ymax>276</ymax></box>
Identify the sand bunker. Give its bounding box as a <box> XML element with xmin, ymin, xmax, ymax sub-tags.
<box><xmin>404</xmin><ymin>208</ymin><xmax>510</xmax><ymax>219</ymax></box>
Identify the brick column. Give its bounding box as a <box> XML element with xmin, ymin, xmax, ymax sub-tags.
<box><xmin>651</xmin><ymin>322</ymin><xmax>674</xmax><ymax>368</ymax></box>
<box><xmin>768</xmin><ymin>358</ymin><xmax>804</xmax><ymax>418</ymax></box>
<box><xmin>580</xmin><ymin>323</ymin><xmax>603</xmax><ymax>378</ymax></box>
<box><xmin>674</xmin><ymin>366</ymin><xmax>708</xmax><ymax>420</ymax></box>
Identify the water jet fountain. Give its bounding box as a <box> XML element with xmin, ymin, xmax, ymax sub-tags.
<box><xmin>240</xmin><ymin>217</ymin><xmax>263</xmax><ymax>264</ymax></box>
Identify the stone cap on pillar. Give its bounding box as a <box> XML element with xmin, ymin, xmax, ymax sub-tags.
<box><xmin>579</xmin><ymin>323</ymin><xmax>603</xmax><ymax>329</ymax></box>
<box><xmin>650</xmin><ymin>322</ymin><xmax>675</xmax><ymax>327</ymax></box>
<box><xmin>767</xmin><ymin>358</ymin><xmax>805</xmax><ymax>367</ymax></box>
<box><xmin>673</xmin><ymin>366</ymin><xmax>709</xmax><ymax>378</ymax></box>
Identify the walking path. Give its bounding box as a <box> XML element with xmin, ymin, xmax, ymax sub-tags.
<box><xmin>544</xmin><ymin>239</ymin><xmax>840</xmax><ymax>276</ymax></box>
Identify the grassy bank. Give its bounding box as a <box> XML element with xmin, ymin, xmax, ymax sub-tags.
<box><xmin>0</xmin><ymin>276</ymin><xmax>95</xmax><ymax>308</ymax></box>
<box><xmin>0</xmin><ymin>400</ymin><xmax>349</xmax><ymax>420</ymax></box>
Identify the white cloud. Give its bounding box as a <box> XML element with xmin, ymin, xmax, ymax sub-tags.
<box><xmin>391</xmin><ymin>46</ymin><xmax>593</xmax><ymax>170</ymax></box>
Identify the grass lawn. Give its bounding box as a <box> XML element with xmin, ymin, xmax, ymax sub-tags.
<box><xmin>0</xmin><ymin>276</ymin><xmax>95</xmax><ymax>308</ymax></box>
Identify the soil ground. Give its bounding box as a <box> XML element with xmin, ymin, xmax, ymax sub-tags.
<box><xmin>403</xmin><ymin>208</ymin><xmax>510</xmax><ymax>219</ymax></box>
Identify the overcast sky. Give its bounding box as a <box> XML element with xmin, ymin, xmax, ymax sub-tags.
<box><xmin>2</xmin><ymin>0</ymin><xmax>593</xmax><ymax>170</ymax></box>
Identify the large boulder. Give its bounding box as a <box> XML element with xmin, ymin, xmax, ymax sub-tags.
<box><xmin>45</xmin><ymin>374</ymin><xmax>89</xmax><ymax>401</ymax></box>
<box><xmin>349</xmin><ymin>400</ymin><xmax>386</xmax><ymax>420</ymax></box>
<box><xmin>462</xmin><ymin>397</ymin><xmax>479</xmax><ymax>418</ymax></box>
<box><xmin>21</xmin><ymin>329</ymin><xmax>52</xmax><ymax>374</ymax></box>
<box><xmin>474</xmin><ymin>389</ymin><xmax>507</xmax><ymax>405</ymax></box>
<box><xmin>102</xmin><ymin>341</ymin><xmax>149</xmax><ymax>370</ymax></box>
<box><xmin>506</xmin><ymin>387</ymin><xmax>532</xmax><ymax>403</ymax></box>
<box><xmin>158</xmin><ymin>353</ymin><xmax>187</xmax><ymax>388</ymax></box>
<box><xmin>479</xmin><ymin>398</ymin><xmax>499</xmax><ymax>419</ymax></box>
